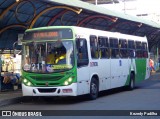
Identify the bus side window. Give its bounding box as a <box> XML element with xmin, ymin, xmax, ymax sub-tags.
<box><xmin>90</xmin><ymin>35</ymin><xmax>99</xmax><ymax>59</ymax></box>
<box><xmin>135</xmin><ymin>41</ymin><xmax>142</xmax><ymax>58</ymax></box>
<box><xmin>110</xmin><ymin>37</ymin><xmax>119</xmax><ymax>58</ymax></box>
<box><xmin>98</xmin><ymin>36</ymin><xmax>110</xmax><ymax>59</ymax></box>
<box><xmin>119</xmin><ymin>39</ymin><xmax>128</xmax><ymax>58</ymax></box>
<box><xmin>142</xmin><ymin>42</ymin><xmax>148</xmax><ymax>58</ymax></box>
<box><xmin>76</xmin><ymin>38</ymin><xmax>89</xmax><ymax>67</ymax></box>
<box><xmin>128</xmin><ymin>40</ymin><xmax>135</xmax><ymax>58</ymax></box>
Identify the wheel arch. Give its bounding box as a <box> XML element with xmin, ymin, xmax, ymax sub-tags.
<box><xmin>90</xmin><ymin>74</ymin><xmax>99</xmax><ymax>88</ymax></box>
<box><xmin>129</xmin><ymin>71</ymin><xmax>136</xmax><ymax>90</ymax></box>
<box><xmin>130</xmin><ymin>71</ymin><xmax>135</xmax><ymax>81</ymax></box>
<box><xmin>130</xmin><ymin>71</ymin><xmax>135</xmax><ymax>78</ymax></box>
<box><xmin>89</xmin><ymin>74</ymin><xmax>99</xmax><ymax>100</ymax></box>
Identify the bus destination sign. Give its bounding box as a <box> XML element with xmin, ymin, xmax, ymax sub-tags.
<box><xmin>33</xmin><ymin>31</ymin><xmax>58</xmax><ymax>39</ymax></box>
<box><xmin>23</xmin><ymin>28</ymin><xmax>73</xmax><ymax>40</ymax></box>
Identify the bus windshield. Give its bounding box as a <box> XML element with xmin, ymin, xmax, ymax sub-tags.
<box><xmin>22</xmin><ymin>40</ymin><xmax>74</xmax><ymax>73</ymax></box>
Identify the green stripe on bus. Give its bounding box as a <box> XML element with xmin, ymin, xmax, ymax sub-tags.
<box><xmin>125</xmin><ymin>59</ymin><xmax>147</xmax><ymax>86</ymax></box>
<box><xmin>135</xmin><ymin>59</ymin><xmax>147</xmax><ymax>82</ymax></box>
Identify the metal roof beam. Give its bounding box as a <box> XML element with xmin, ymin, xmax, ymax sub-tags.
<box><xmin>0</xmin><ymin>24</ymin><xmax>27</xmax><ymax>34</ymax></box>
<box><xmin>29</xmin><ymin>6</ymin><xmax>82</xmax><ymax>28</ymax></box>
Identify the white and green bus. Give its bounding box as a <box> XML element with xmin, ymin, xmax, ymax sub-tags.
<box><xmin>21</xmin><ymin>26</ymin><xmax>150</xmax><ymax>99</ymax></box>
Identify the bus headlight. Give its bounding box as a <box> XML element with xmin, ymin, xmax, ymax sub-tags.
<box><xmin>23</xmin><ymin>79</ymin><xmax>27</xmax><ymax>83</ymax></box>
<box><xmin>68</xmin><ymin>77</ymin><xmax>73</xmax><ymax>82</ymax></box>
<box><xmin>23</xmin><ymin>78</ymin><xmax>33</xmax><ymax>86</ymax></box>
<box><xmin>64</xmin><ymin>81</ymin><xmax>69</xmax><ymax>86</ymax></box>
<box><xmin>64</xmin><ymin>77</ymin><xmax>73</xmax><ymax>86</ymax></box>
<box><xmin>27</xmin><ymin>82</ymin><xmax>32</xmax><ymax>86</ymax></box>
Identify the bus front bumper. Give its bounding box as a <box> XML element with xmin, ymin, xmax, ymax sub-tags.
<box><xmin>22</xmin><ymin>83</ymin><xmax>77</xmax><ymax>96</ymax></box>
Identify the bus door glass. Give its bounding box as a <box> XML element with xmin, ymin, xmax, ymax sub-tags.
<box><xmin>76</xmin><ymin>38</ymin><xmax>89</xmax><ymax>67</ymax></box>
<box><xmin>128</xmin><ymin>40</ymin><xmax>135</xmax><ymax>58</ymax></box>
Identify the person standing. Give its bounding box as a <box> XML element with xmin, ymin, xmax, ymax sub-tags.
<box><xmin>149</xmin><ymin>58</ymin><xmax>155</xmax><ymax>72</ymax></box>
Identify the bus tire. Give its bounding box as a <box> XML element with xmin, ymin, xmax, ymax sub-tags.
<box><xmin>89</xmin><ymin>77</ymin><xmax>99</xmax><ymax>100</ymax></box>
<box><xmin>128</xmin><ymin>73</ymin><xmax>135</xmax><ymax>90</ymax></box>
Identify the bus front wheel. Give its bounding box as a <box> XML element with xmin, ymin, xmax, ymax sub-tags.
<box><xmin>89</xmin><ymin>77</ymin><xmax>99</xmax><ymax>100</ymax></box>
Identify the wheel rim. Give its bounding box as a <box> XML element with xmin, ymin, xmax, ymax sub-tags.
<box><xmin>131</xmin><ymin>80</ymin><xmax>133</xmax><ymax>88</ymax></box>
<box><xmin>131</xmin><ymin>79</ymin><xmax>134</xmax><ymax>89</ymax></box>
<box><xmin>91</xmin><ymin>83</ymin><xmax>97</xmax><ymax>95</ymax></box>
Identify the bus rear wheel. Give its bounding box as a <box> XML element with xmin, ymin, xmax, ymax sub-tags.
<box><xmin>89</xmin><ymin>77</ymin><xmax>99</xmax><ymax>100</ymax></box>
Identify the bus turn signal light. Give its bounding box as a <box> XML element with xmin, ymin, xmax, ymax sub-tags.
<box><xmin>62</xmin><ymin>89</ymin><xmax>73</xmax><ymax>93</ymax></box>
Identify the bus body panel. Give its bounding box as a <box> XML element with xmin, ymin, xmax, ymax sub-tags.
<box><xmin>97</xmin><ymin>59</ymin><xmax>111</xmax><ymax>91</ymax></box>
<box><xmin>135</xmin><ymin>58</ymin><xmax>150</xmax><ymax>82</ymax></box>
<box><xmin>77</xmin><ymin>66</ymin><xmax>90</xmax><ymax>95</ymax></box>
<box><xmin>110</xmin><ymin>59</ymin><xmax>129</xmax><ymax>89</ymax></box>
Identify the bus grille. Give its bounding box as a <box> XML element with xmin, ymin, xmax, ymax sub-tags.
<box><xmin>38</xmin><ymin>88</ymin><xmax>57</xmax><ymax>93</ymax></box>
<box><xmin>30</xmin><ymin>76</ymin><xmax>63</xmax><ymax>81</ymax></box>
<box><xmin>35</xmin><ymin>83</ymin><xmax>59</xmax><ymax>86</ymax></box>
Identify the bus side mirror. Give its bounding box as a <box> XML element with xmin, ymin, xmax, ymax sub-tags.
<box><xmin>13</xmin><ymin>41</ymin><xmax>18</xmax><ymax>57</ymax></box>
<box><xmin>76</xmin><ymin>39</ymin><xmax>80</xmax><ymax>48</ymax></box>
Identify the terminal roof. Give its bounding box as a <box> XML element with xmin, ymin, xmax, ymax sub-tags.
<box><xmin>0</xmin><ymin>0</ymin><xmax>160</xmax><ymax>50</ymax></box>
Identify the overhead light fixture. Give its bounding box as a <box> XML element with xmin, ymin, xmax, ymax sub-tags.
<box><xmin>16</xmin><ymin>0</ymin><xmax>20</xmax><ymax>2</ymax></box>
<box><xmin>77</xmin><ymin>9</ymin><xmax>83</xmax><ymax>14</ymax></box>
<box><xmin>138</xmin><ymin>23</ymin><xmax>142</xmax><ymax>27</ymax></box>
<box><xmin>113</xmin><ymin>18</ymin><xmax>118</xmax><ymax>22</ymax></box>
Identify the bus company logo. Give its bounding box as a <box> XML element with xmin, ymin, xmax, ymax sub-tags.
<box><xmin>90</xmin><ymin>62</ymin><xmax>98</xmax><ymax>67</ymax></box>
<box><xmin>2</xmin><ymin>111</ymin><xmax>11</xmax><ymax>116</ymax></box>
<box><xmin>45</xmin><ymin>82</ymin><xmax>49</xmax><ymax>86</ymax></box>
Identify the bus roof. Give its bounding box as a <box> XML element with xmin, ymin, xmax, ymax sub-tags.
<box><xmin>72</xmin><ymin>26</ymin><xmax>147</xmax><ymax>42</ymax></box>
<box><xmin>26</xmin><ymin>26</ymin><xmax>147</xmax><ymax>42</ymax></box>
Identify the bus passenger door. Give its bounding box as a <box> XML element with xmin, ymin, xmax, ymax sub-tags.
<box><xmin>76</xmin><ymin>38</ymin><xmax>90</xmax><ymax>95</ymax></box>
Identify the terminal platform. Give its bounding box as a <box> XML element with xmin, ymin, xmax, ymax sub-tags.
<box><xmin>0</xmin><ymin>70</ymin><xmax>159</xmax><ymax>108</ymax></box>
